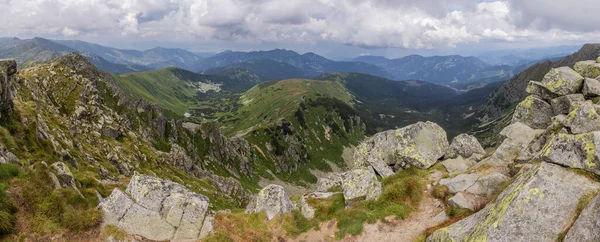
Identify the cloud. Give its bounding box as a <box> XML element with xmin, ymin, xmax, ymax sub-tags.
<box><xmin>0</xmin><ymin>0</ymin><xmax>599</xmax><ymax>50</ymax></box>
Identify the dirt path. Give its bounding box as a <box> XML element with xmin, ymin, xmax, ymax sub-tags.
<box><xmin>348</xmin><ymin>193</ymin><xmax>446</xmax><ymax>242</ymax></box>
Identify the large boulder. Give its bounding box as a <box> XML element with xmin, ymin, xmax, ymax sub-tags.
<box><xmin>541</xmin><ymin>66</ymin><xmax>584</xmax><ymax>96</ymax></box>
<box><xmin>354</xmin><ymin>121</ymin><xmax>448</xmax><ymax>170</ymax></box>
<box><xmin>550</xmin><ymin>94</ymin><xmax>585</xmax><ymax>115</ymax></box>
<box><xmin>448</xmin><ymin>192</ymin><xmax>475</xmax><ymax>211</ymax></box>
<box><xmin>541</xmin><ymin>132</ymin><xmax>600</xmax><ymax>176</ymax></box>
<box><xmin>367</xmin><ymin>158</ymin><xmax>394</xmax><ymax>178</ymax></box>
<box><xmin>526</xmin><ymin>81</ymin><xmax>558</xmax><ymax>101</ymax></box>
<box><xmin>563</xmin><ymin>101</ymin><xmax>600</xmax><ymax>134</ymax></box>
<box><xmin>427</xmin><ymin>162</ymin><xmax>600</xmax><ymax>242</ymax></box>
<box><xmin>564</xmin><ymin>193</ymin><xmax>600</xmax><ymax>242</ymax></box>
<box><xmin>511</xmin><ymin>95</ymin><xmax>553</xmax><ymax>129</ymax></box>
<box><xmin>481</xmin><ymin>122</ymin><xmax>543</xmax><ymax>165</ymax></box>
<box><xmin>99</xmin><ymin>174</ymin><xmax>212</xmax><ymax>241</ymax></box>
<box><xmin>574</xmin><ymin>60</ymin><xmax>600</xmax><ymax>78</ymax></box>
<box><xmin>250</xmin><ymin>184</ymin><xmax>293</xmax><ymax>220</ymax></box>
<box><xmin>583</xmin><ymin>78</ymin><xmax>600</xmax><ymax>97</ymax></box>
<box><xmin>340</xmin><ymin>167</ymin><xmax>382</xmax><ymax>206</ymax></box>
<box><xmin>441</xmin><ymin>156</ymin><xmax>475</xmax><ymax>175</ymax></box>
<box><xmin>445</xmin><ymin>133</ymin><xmax>486</xmax><ymax>159</ymax></box>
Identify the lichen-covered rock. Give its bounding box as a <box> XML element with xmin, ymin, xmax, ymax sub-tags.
<box><xmin>439</xmin><ymin>174</ymin><xmax>480</xmax><ymax>194</ymax></box>
<box><xmin>441</xmin><ymin>156</ymin><xmax>475</xmax><ymax>175</ymax></box>
<box><xmin>316</xmin><ymin>173</ymin><xmax>342</xmax><ymax>192</ymax></box>
<box><xmin>526</xmin><ymin>81</ymin><xmax>558</xmax><ymax>100</ymax></box>
<box><xmin>0</xmin><ymin>59</ymin><xmax>17</xmax><ymax>117</ymax></box>
<box><xmin>511</xmin><ymin>95</ymin><xmax>553</xmax><ymax>129</ymax></box>
<box><xmin>583</xmin><ymin>77</ymin><xmax>600</xmax><ymax>97</ymax></box>
<box><xmin>367</xmin><ymin>158</ymin><xmax>394</xmax><ymax>178</ymax></box>
<box><xmin>427</xmin><ymin>162</ymin><xmax>600</xmax><ymax>242</ymax></box>
<box><xmin>300</xmin><ymin>192</ymin><xmax>336</xmax><ymax>219</ymax></box>
<box><xmin>354</xmin><ymin>121</ymin><xmax>449</xmax><ymax>170</ymax></box>
<box><xmin>464</xmin><ymin>172</ymin><xmax>509</xmax><ymax>196</ymax></box>
<box><xmin>99</xmin><ymin>175</ymin><xmax>212</xmax><ymax>241</ymax></box>
<box><xmin>50</xmin><ymin>162</ymin><xmax>75</xmax><ymax>188</ymax></box>
<box><xmin>251</xmin><ymin>184</ymin><xmax>293</xmax><ymax>220</ymax></box>
<box><xmin>563</xmin><ymin>101</ymin><xmax>600</xmax><ymax>134</ymax></box>
<box><xmin>448</xmin><ymin>192</ymin><xmax>474</xmax><ymax>211</ymax></box>
<box><xmin>340</xmin><ymin>167</ymin><xmax>382</xmax><ymax>205</ymax></box>
<box><xmin>574</xmin><ymin>60</ymin><xmax>600</xmax><ymax>78</ymax></box>
<box><xmin>550</xmin><ymin>94</ymin><xmax>585</xmax><ymax>115</ymax></box>
<box><xmin>541</xmin><ymin>132</ymin><xmax>600</xmax><ymax>176</ymax></box>
<box><xmin>541</xmin><ymin>66</ymin><xmax>584</xmax><ymax>95</ymax></box>
<box><xmin>446</xmin><ymin>133</ymin><xmax>485</xmax><ymax>159</ymax></box>
<box><xmin>482</xmin><ymin>122</ymin><xmax>543</xmax><ymax>165</ymax></box>
<box><xmin>564</xmin><ymin>193</ymin><xmax>600</xmax><ymax>242</ymax></box>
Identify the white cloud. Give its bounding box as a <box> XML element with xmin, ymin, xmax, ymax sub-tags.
<box><xmin>0</xmin><ymin>0</ymin><xmax>599</xmax><ymax>50</ymax></box>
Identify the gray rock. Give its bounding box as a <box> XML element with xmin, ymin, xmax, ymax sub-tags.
<box><xmin>427</xmin><ymin>162</ymin><xmax>600</xmax><ymax>242</ymax></box>
<box><xmin>550</xmin><ymin>94</ymin><xmax>585</xmax><ymax>115</ymax></box>
<box><xmin>583</xmin><ymin>77</ymin><xmax>600</xmax><ymax>97</ymax></box>
<box><xmin>198</xmin><ymin>214</ymin><xmax>215</xmax><ymax>240</ymax></box>
<box><xmin>100</xmin><ymin>175</ymin><xmax>212</xmax><ymax>241</ymax></box>
<box><xmin>574</xmin><ymin>60</ymin><xmax>600</xmax><ymax>78</ymax></box>
<box><xmin>563</xmin><ymin>101</ymin><xmax>600</xmax><ymax>134</ymax></box>
<box><xmin>446</xmin><ymin>133</ymin><xmax>486</xmax><ymax>159</ymax></box>
<box><xmin>448</xmin><ymin>192</ymin><xmax>474</xmax><ymax>211</ymax></box>
<box><xmin>252</xmin><ymin>184</ymin><xmax>293</xmax><ymax>220</ymax></box>
<box><xmin>541</xmin><ymin>66</ymin><xmax>584</xmax><ymax>95</ymax></box>
<box><xmin>511</xmin><ymin>95</ymin><xmax>553</xmax><ymax>129</ymax></box>
<box><xmin>526</xmin><ymin>81</ymin><xmax>558</xmax><ymax>101</ymax></box>
<box><xmin>367</xmin><ymin>158</ymin><xmax>394</xmax><ymax>178</ymax></box>
<box><xmin>316</xmin><ymin>173</ymin><xmax>341</xmax><ymax>192</ymax></box>
<box><xmin>439</xmin><ymin>174</ymin><xmax>479</xmax><ymax>194</ymax></box>
<box><xmin>354</xmin><ymin>121</ymin><xmax>449</xmax><ymax>170</ymax></box>
<box><xmin>50</xmin><ymin>162</ymin><xmax>75</xmax><ymax>188</ymax></box>
<box><xmin>341</xmin><ymin>167</ymin><xmax>382</xmax><ymax>205</ymax></box>
<box><xmin>541</xmin><ymin>132</ymin><xmax>600</xmax><ymax>176</ymax></box>
<box><xmin>564</xmin><ymin>193</ymin><xmax>600</xmax><ymax>242</ymax></box>
<box><xmin>441</xmin><ymin>156</ymin><xmax>475</xmax><ymax>175</ymax></box>
<box><xmin>465</xmin><ymin>172</ymin><xmax>509</xmax><ymax>196</ymax></box>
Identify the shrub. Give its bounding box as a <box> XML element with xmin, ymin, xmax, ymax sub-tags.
<box><xmin>431</xmin><ymin>184</ymin><xmax>449</xmax><ymax>200</ymax></box>
<box><xmin>0</xmin><ymin>210</ymin><xmax>15</xmax><ymax>236</ymax></box>
<box><xmin>0</xmin><ymin>164</ymin><xmax>19</xmax><ymax>180</ymax></box>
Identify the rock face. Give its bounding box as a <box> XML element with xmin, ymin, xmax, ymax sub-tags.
<box><xmin>550</xmin><ymin>94</ymin><xmax>585</xmax><ymax>115</ymax></box>
<box><xmin>511</xmin><ymin>95</ymin><xmax>553</xmax><ymax>129</ymax></box>
<box><xmin>99</xmin><ymin>175</ymin><xmax>213</xmax><ymax>241</ymax></box>
<box><xmin>563</xmin><ymin>101</ymin><xmax>600</xmax><ymax>134</ymax></box>
<box><xmin>340</xmin><ymin>167</ymin><xmax>382</xmax><ymax>205</ymax></box>
<box><xmin>574</xmin><ymin>60</ymin><xmax>600</xmax><ymax>78</ymax></box>
<box><xmin>248</xmin><ymin>184</ymin><xmax>293</xmax><ymax>220</ymax></box>
<box><xmin>564</xmin><ymin>193</ymin><xmax>600</xmax><ymax>242</ymax></box>
<box><xmin>541</xmin><ymin>66</ymin><xmax>584</xmax><ymax>95</ymax></box>
<box><xmin>354</xmin><ymin>121</ymin><xmax>448</xmax><ymax>170</ymax></box>
<box><xmin>427</xmin><ymin>162</ymin><xmax>599</xmax><ymax>242</ymax></box>
<box><xmin>541</xmin><ymin>132</ymin><xmax>600</xmax><ymax>176</ymax></box>
<box><xmin>0</xmin><ymin>59</ymin><xmax>17</xmax><ymax>117</ymax></box>
<box><xmin>445</xmin><ymin>133</ymin><xmax>485</xmax><ymax>159</ymax></box>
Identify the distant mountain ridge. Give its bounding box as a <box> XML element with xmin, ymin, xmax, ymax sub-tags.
<box><xmin>353</xmin><ymin>54</ymin><xmax>521</xmax><ymax>84</ymax></box>
<box><xmin>196</xmin><ymin>49</ymin><xmax>396</xmax><ymax>80</ymax></box>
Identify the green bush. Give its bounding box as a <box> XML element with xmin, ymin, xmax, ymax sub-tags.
<box><xmin>0</xmin><ymin>210</ymin><xmax>15</xmax><ymax>236</ymax></box>
<box><xmin>0</xmin><ymin>164</ymin><xmax>19</xmax><ymax>180</ymax></box>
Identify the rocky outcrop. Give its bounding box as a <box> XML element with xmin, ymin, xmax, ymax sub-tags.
<box><xmin>354</xmin><ymin>121</ymin><xmax>448</xmax><ymax>170</ymax></box>
<box><xmin>541</xmin><ymin>66</ymin><xmax>584</xmax><ymax>96</ymax></box>
<box><xmin>247</xmin><ymin>184</ymin><xmax>293</xmax><ymax>220</ymax></box>
<box><xmin>564</xmin><ymin>193</ymin><xmax>600</xmax><ymax>242</ymax></box>
<box><xmin>340</xmin><ymin>167</ymin><xmax>382</xmax><ymax>206</ymax></box>
<box><xmin>100</xmin><ymin>174</ymin><xmax>213</xmax><ymax>241</ymax></box>
<box><xmin>0</xmin><ymin>59</ymin><xmax>17</xmax><ymax>117</ymax></box>
<box><xmin>428</xmin><ymin>163</ymin><xmax>600</xmax><ymax>242</ymax></box>
<box><xmin>541</xmin><ymin>132</ymin><xmax>600</xmax><ymax>176</ymax></box>
<box><xmin>445</xmin><ymin>133</ymin><xmax>485</xmax><ymax>159</ymax></box>
<box><xmin>511</xmin><ymin>95</ymin><xmax>553</xmax><ymax>129</ymax></box>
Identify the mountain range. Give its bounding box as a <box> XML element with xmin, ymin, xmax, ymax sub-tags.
<box><xmin>1</xmin><ymin>37</ymin><xmax>565</xmax><ymax>86</ymax></box>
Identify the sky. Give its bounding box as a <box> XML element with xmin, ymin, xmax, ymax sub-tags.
<box><xmin>1</xmin><ymin>0</ymin><xmax>599</xmax><ymax>59</ymax></box>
